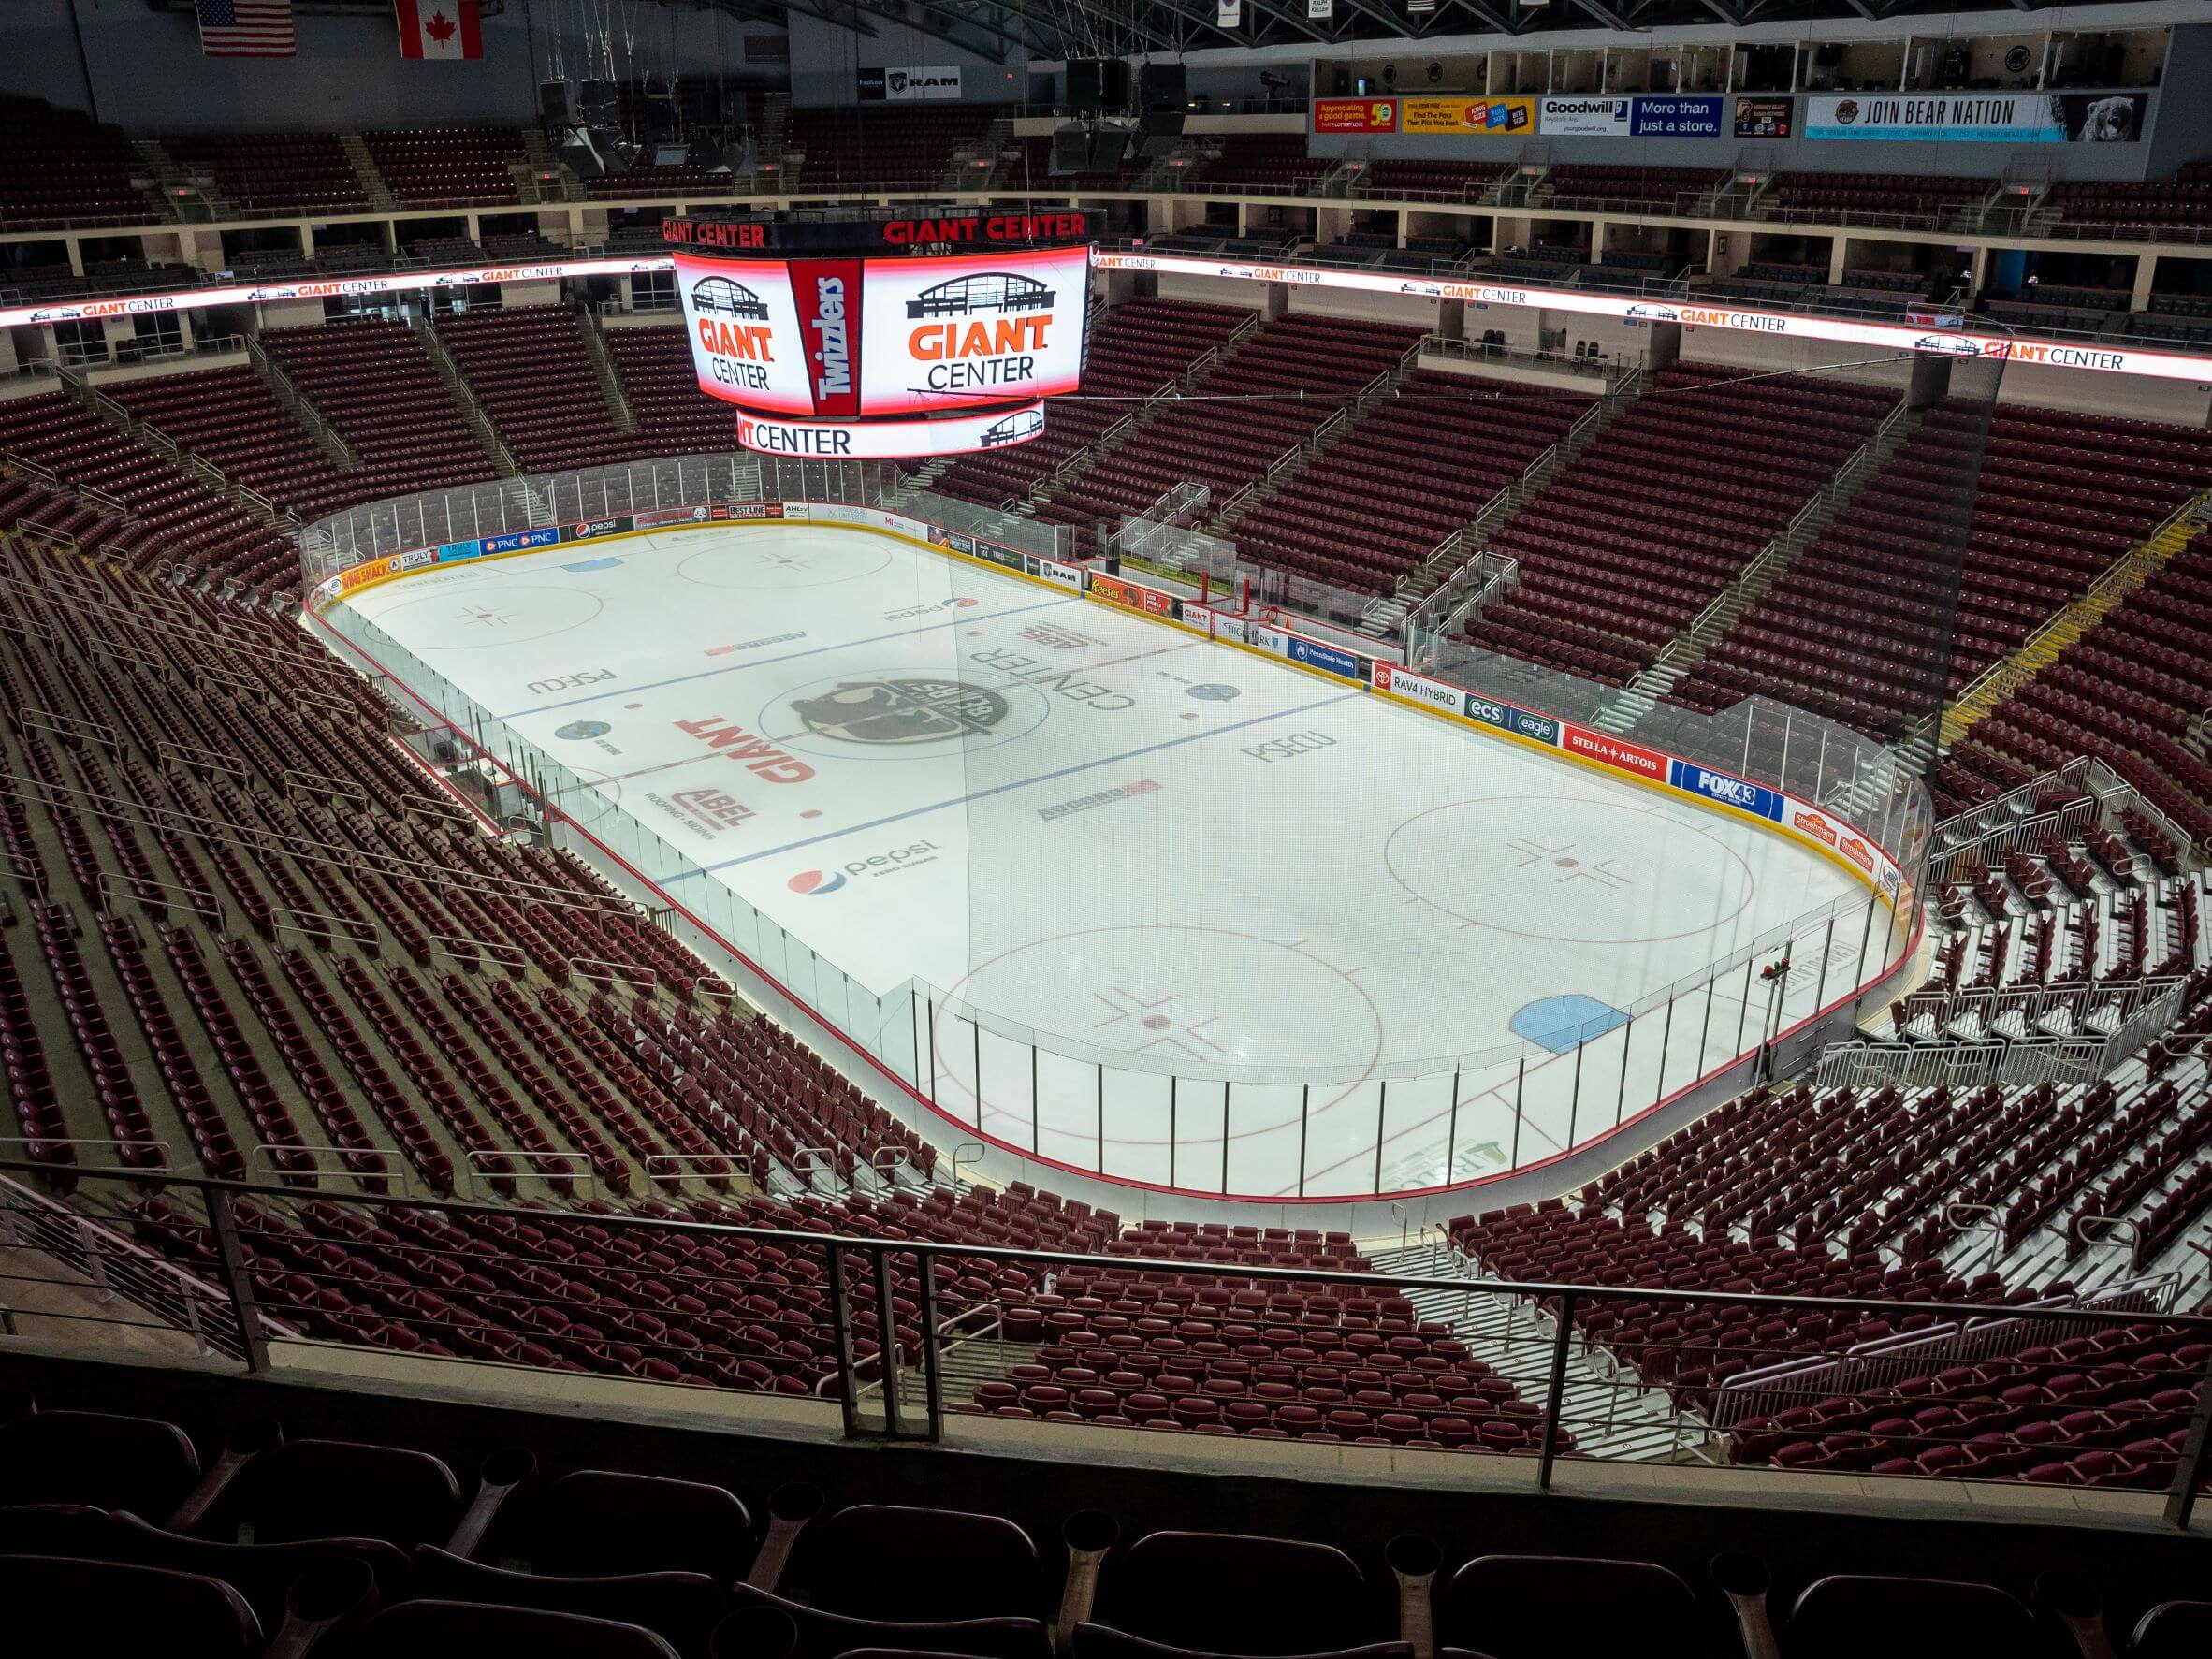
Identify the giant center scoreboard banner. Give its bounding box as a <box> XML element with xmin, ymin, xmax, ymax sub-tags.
<box><xmin>664</xmin><ymin>211</ymin><xmax>1096</xmax><ymax>455</ymax></box>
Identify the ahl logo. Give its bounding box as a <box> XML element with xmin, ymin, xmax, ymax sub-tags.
<box><xmin>788</xmin><ymin>869</ymin><xmax>847</xmax><ymax>895</ymax></box>
<box><xmin>556</xmin><ymin>720</ymin><xmax>612</xmax><ymax>741</ymax></box>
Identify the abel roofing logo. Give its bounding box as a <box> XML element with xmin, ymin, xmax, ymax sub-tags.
<box><xmin>787</xmin><ymin>869</ymin><xmax>847</xmax><ymax>895</ymax></box>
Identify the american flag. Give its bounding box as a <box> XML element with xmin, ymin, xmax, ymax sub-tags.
<box><xmin>196</xmin><ymin>0</ymin><xmax>296</xmax><ymax>57</ymax></box>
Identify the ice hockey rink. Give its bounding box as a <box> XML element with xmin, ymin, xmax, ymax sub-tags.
<box><xmin>329</xmin><ymin>521</ymin><xmax>1885</xmax><ymax>1199</ymax></box>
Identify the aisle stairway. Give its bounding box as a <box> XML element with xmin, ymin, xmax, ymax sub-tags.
<box><xmin>1939</xmin><ymin>496</ymin><xmax>2212</xmax><ymax>748</ymax></box>
<box><xmin>1362</xmin><ymin>1243</ymin><xmax>1699</xmax><ymax>1462</ymax></box>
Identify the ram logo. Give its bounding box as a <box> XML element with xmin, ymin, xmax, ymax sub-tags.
<box><xmin>980</xmin><ymin>409</ymin><xmax>1044</xmax><ymax>448</ymax></box>
<box><xmin>907</xmin><ymin>271</ymin><xmax>1055</xmax><ymax>318</ymax></box>
<box><xmin>691</xmin><ymin>276</ymin><xmax>769</xmax><ymax>320</ymax></box>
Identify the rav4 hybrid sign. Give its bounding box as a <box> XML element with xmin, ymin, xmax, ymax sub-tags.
<box><xmin>676</xmin><ymin>244</ymin><xmax>1091</xmax><ymax>420</ymax></box>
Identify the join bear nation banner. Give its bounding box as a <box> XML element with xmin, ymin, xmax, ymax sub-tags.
<box><xmin>1805</xmin><ymin>92</ymin><xmax>2144</xmax><ymax>143</ymax></box>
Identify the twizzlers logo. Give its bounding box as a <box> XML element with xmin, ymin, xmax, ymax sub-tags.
<box><xmin>793</xmin><ymin>259</ymin><xmax>862</xmax><ymax>418</ymax></box>
<box><xmin>676</xmin><ymin>716</ymin><xmax>816</xmax><ymax>782</ymax></box>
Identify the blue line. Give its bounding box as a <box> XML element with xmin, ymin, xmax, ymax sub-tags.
<box><xmin>497</xmin><ymin>593</ymin><xmax>1080</xmax><ymax>720</ymax></box>
<box><xmin>666</xmin><ymin>689</ymin><xmax>1362</xmax><ymax>880</ymax></box>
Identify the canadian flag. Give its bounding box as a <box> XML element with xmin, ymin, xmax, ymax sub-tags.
<box><xmin>396</xmin><ymin>0</ymin><xmax>482</xmax><ymax>59</ymax></box>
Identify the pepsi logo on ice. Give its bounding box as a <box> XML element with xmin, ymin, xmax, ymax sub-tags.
<box><xmin>1670</xmin><ymin>761</ymin><xmax>1783</xmax><ymax>822</ymax></box>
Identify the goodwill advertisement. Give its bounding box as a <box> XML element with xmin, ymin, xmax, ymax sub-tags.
<box><xmin>1539</xmin><ymin>95</ymin><xmax>1630</xmax><ymax>137</ymax></box>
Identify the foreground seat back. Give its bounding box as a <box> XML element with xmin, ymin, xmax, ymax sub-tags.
<box><xmin>0</xmin><ymin>1552</ymin><xmax>261</xmax><ymax>1659</ymax></box>
<box><xmin>415</xmin><ymin>1544</ymin><xmax>725</xmax><ymax>1659</ymax></box>
<box><xmin>720</xmin><ymin>1581</ymin><xmax>1055</xmax><ymax>1659</ymax></box>
<box><xmin>533</xmin><ymin>1470</ymin><xmax>754</xmax><ymax>1582</ymax></box>
<box><xmin>0</xmin><ymin>1407</ymin><xmax>200</xmax><ymax>1517</ymax></box>
<box><xmin>224</xmin><ymin>1438</ymin><xmax>461</xmax><ymax>1548</ymax></box>
<box><xmin>800</xmin><ymin>1505</ymin><xmax>1041</xmax><ymax>1622</ymax></box>
<box><xmin>1787</xmin><ymin>1576</ymin><xmax>2059</xmax><ymax>1659</ymax></box>
<box><xmin>1441</xmin><ymin>1555</ymin><xmax>1700</xmax><ymax>1659</ymax></box>
<box><xmin>1099</xmin><ymin>1531</ymin><xmax>1371</xmax><ymax>1654</ymax></box>
<box><xmin>357</xmin><ymin>1597</ymin><xmax>682</xmax><ymax>1659</ymax></box>
<box><xmin>1073</xmin><ymin>1625</ymin><xmax>1424</xmax><ymax>1659</ymax></box>
<box><xmin>2132</xmin><ymin>1600</ymin><xmax>2212</xmax><ymax>1659</ymax></box>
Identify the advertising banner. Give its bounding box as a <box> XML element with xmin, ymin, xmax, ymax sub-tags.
<box><xmin>436</xmin><ymin>538</ymin><xmax>483</xmax><ymax>562</ymax></box>
<box><xmin>858</xmin><ymin>243</ymin><xmax>1090</xmax><ymax>415</ymax></box>
<box><xmin>1373</xmin><ymin>660</ymin><xmax>1463</xmax><ymax>717</ymax></box>
<box><xmin>674</xmin><ymin>249</ymin><xmax>814</xmax><ymax>416</ymax></box>
<box><xmin>1216</xmin><ymin>615</ymin><xmax>1248</xmax><ymax>644</ymax></box>
<box><xmin>1671</xmin><ymin>759</ymin><xmax>1783</xmax><ymax>822</ymax></box>
<box><xmin>1313</xmin><ymin>97</ymin><xmax>1396</xmax><ymax>134</ymax></box>
<box><xmin>1803</xmin><ymin>93</ymin><xmax>2139</xmax><ymax>143</ymax></box>
<box><xmin>1563</xmin><ymin>723</ymin><xmax>1668</xmax><ymax>781</ymax></box>
<box><xmin>1089</xmin><ymin>249</ymin><xmax>2211</xmax><ymax>384</ymax></box>
<box><xmin>1465</xmin><ymin>691</ymin><xmax>1560</xmax><ymax>746</ymax></box>
<box><xmin>1286</xmin><ymin>634</ymin><xmax>1364</xmax><ymax>681</ymax></box>
<box><xmin>482</xmin><ymin>527</ymin><xmax>560</xmax><ymax>556</ymax></box>
<box><xmin>567</xmin><ymin>513</ymin><xmax>635</xmax><ymax>543</ymax></box>
<box><xmin>1180</xmin><ymin>601</ymin><xmax>1215</xmax><ymax>637</ymax></box>
<box><xmin>1632</xmin><ymin>94</ymin><xmax>1724</xmax><ymax>138</ymax></box>
<box><xmin>1400</xmin><ymin>95</ymin><xmax>1534</xmax><ymax>135</ymax></box>
<box><xmin>1540</xmin><ymin>95</ymin><xmax>1631</xmax><ymax>137</ymax></box>
<box><xmin>1732</xmin><ymin>96</ymin><xmax>1793</xmax><ymax>138</ymax></box>
<box><xmin>1088</xmin><ymin>572</ymin><xmax>1149</xmax><ymax>613</ymax></box>
<box><xmin>1038</xmin><ymin>559</ymin><xmax>1084</xmax><ymax>590</ymax></box>
<box><xmin>859</xmin><ymin>65</ymin><xmax>962</xmax><ymax>102</ymax></box>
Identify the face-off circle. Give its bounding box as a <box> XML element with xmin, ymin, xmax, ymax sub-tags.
<box><xmin>1385</xmin><ymin>794</ymin><xmax>1757</xmax><ymax>944</ymax></box>
<box><xmin>677</xmin><ymin>538</ymin><xmax>895</xmax><ymax>590</ymax></box>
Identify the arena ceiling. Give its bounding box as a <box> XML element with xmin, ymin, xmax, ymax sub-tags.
<box><xmin>679</xmin><ymin>0</ymin><xmax>2179</xmax><ymax>60</ymax></box>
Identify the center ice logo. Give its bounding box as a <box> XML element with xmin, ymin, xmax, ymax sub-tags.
<box><xmin>788</xmin><ymin>678</ymin><xmax>1010</xmax><ymax>745</ymax></box>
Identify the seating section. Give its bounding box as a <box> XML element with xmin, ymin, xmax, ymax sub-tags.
<box><xmin>1542</xmin><ymin>166</ymin><xmax>1721</xmax><ymax>211</ymax></box>
<box><xmin>1768</xmin><ymin>172</ymin><xmax>1991</xmax><ymax>221</ymax></box>
<box><xmin>363</xmin><ymin>126</ymin><xmax>528</xmax><ymax>206</ymax></box>
<box><xmin>1231</xmin><ymin>372</ymin><xmax>1592</xmax><ymax>596</ymax></box>
<box><xmin>0</xmin><ymin>95</ymin><xmax>154</xmax><ymax>226</ymax></box>
<box><xmin>929</xmin><ymin>299</ymin><xmax>1251</xmax><ymax>513</ymax></box>
<box><xmin>167</xmin><ymin>133</ymin><xmax>368</xmax><ymax>215</ymax></box>
<box><xmin>1030</xmin><ymin>316</ymin><xmax>1423</xmax><ymax>536</ymax></box>
<box><xmin>0</xmin><ymin>393</ymin><xmax>296</xmax><ymax>593</ymax></box>
<box><xmin>782</xmin><ymin>106</ymin><xmax>998</xmax><ymax>191</ymax></box>
<box><xmin>1353</xmin><ymin>158</ymin><xmax>1507</xmax><ymax>200</ymax></box>
<box><xmin>1464</xmin><ymin>365</ymin><xmax>1892</xmax><ymax>686</ymax></box>
<box><xmin>2046</xmin><ymin>163</ymin><xmax>2212</xmax><ymax>233</ymax></box>
<box><xmin>967</xmin><ymin>1222</ymin><xmax>1565</xmax><ymax>1452</ymax></box>
<box><xmin>434</xmin><ymin>306</ymin><xmax>644</xmax><ymax>472</ymax></box>
<box><xmin>103</xmin><ymin>368</ymin><xmax>385</xmax><ymax>523</ymax></box>
<box><xmin>604</xmin><ymin>323</ymin><xmax>737</xmax><ymax>456</ymax></box>
<box><xmin>259</xmin><ymin>319</ymin><xmax>503</xmax><ymax>504</ymax></box>
<box><xmin>1939</xmin><ymin>529</ymin><xmax>2212</xmax><ymax>845</ymax></box>
<box><xmin>1703</xmin><ymin>263</ymin><xmax>1932</xmax><ymax>317</ymax></box>
<box><xmin>1195</xmin><ymin>135</ymin><xmax>1332</xmax><ymax>195</ymax></box>
<box><xmin>1673</xmin><ymin>402</ymin><xmax>2212</xmax><ymax>740</ymax></box>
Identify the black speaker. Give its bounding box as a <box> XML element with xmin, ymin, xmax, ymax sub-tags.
<box><xmin>1049</xmin><ymin>129</ymin><xmax>1091</xmax><ymax>175</ymax></box>
<box><xmin>1140</xmin><ymin>61</ymin><xmax>1186</xmax><ymax>111</ymax></box>
<box><xmin>538</xmin><ymin>80</ymin><xmax>574</xmax><ymax>127</ymax></box>
<box><xmin>1068</xmin><ymin>59</ymin><xmax>1103</xmax><ymax>114</ymax></box>
<box><xmin>1139</xmin><ymin>108</ymin><xmax>1185</xmax><ymax>138</ymax></box>
<box><xmin>1100</xmin><ymin>60</ymin><xmax>1128</xmax><ymax>110</ymax></box>
<box><xmin>1087</xmin><ymin>128</ymin><xmax>1128</xmax><ymax>171</ymax></box>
